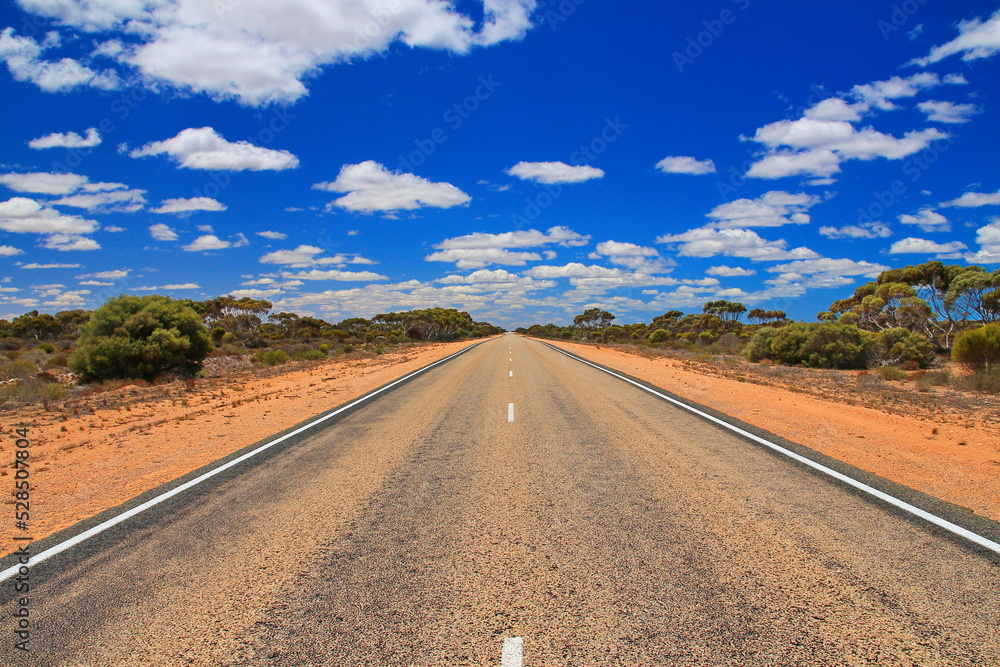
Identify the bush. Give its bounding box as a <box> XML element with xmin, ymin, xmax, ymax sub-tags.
<box><xmin>648</xmin><ymin>329</ymin><xmax>670</xmax><ymax>344</ymax></box>
<box><xmin>36</xmin><ymin>342</ymin><xmax>55</xmax><ymax>354</ymax></box>
<box><xmin>953</xmin><ymin>369</ymin><xmax>1000</xmax><ymax>394</ymax></box>
<box><xmin>319</xmin><ymin>344</ymin><xmax>330</xmax><ymax>354</ymax></box>
<box><xmin>875</xmin><ymin>366</ymin><xmax>909</xmax><ymax>381</ymax></box>
<box><xmin>257</xmin><ymin>349</ymin><xmax>289</xmax><ymax>366</ymax></box>
<box><xmin>295</xmin><ymin>349</ymin><xmax>326</xmax><ymax>361</ymax></box>
<box><xmin>746</xmin><ymin>323</ymin><xmax>870</xmax><ymax>369</ymax></box>
<box><xmin>70</xmin><ymin>295</ymin><xmax>211</xmax><ymax>382</ymax></box>
<box><xmin>952</xmin><ymin>324</ymin><xmax>1000</xmax><ymax>373</ymax></box>
<box><xmin>0</xmin><ymin>359</ymin><xmax>39</xmax><ymax>381</ymax></box>
<box><xmin>867</xmin><ymin>327</ymin><xmax>935</xmax><ymax>368</ymax></box>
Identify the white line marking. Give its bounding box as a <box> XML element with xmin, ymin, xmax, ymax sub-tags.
<box><xmin>501</xmin><ymin>637</ymin><xmax>523</xmax><ymax>667</ymax></box>
<box><xmin>0</xmin><ymin>341</ymin><xmax>487</xmax><ymax>583</ymax></box>
<box><xmin>508</xmin><ymin>403</ymin><xmax>515</xmax><ymax>422</ymax></box>
<box><xmin>539</xmin><ymin>341</ymin><xmax>1000</xmax><ymax>556</ymax></box>
<box><xmin>509</xmin><ymin>370</ymin><xmax>513</xmax><ymax>377</ymax></box>
<box><xmin>509</xmin><ymin>357</ymin><xmax>512</xmax><ymax>362</ymax></box>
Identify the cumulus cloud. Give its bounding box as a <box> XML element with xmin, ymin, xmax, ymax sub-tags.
<box><xmin>29</xmin><ymin>127</ymin><xmax>102</xmax><ymax>149</ymax></box>
<box><xmin>257</xmin><ymin>231</ymin><xmax>287</xmax><ymax>240</ymax></box>
<box><xmin>889</xmin><ymin>237</ymin><xmax>968</xmax><ymax>254</ymax></box>
<box><xmin>654</xmin><ymin>156</ymin><xmax>716</xmax><ymax>175</ymax></box>
<box><xmin>849</xmin><ymin>72</ymin><xmax>952</xmax><ymax>110</ymax></box>
<box><xmin>803</xmin><ymin>98</ymin><xmax>865</xmax><ymax>122</ymax></box>
<box><xmin>818</xmin><ymin>222</ymin><xmax>892</xmax><ymax>239</ymax></box>
<box><xmin>898</xmin><ymin>208</ymin><xmax>949</xmax><ymax>232</ymax></box>
<box><xmin>182</xmin><ymin>233</ymin><xmax>247</xmax><ymax>252</ymax></box>
<box><xmin>425</xmin><ymin>248</ymin><xmax>542</xmax><ymax>269</ymax></box>
<box><xmin>657</xmin><ymin>227</ymin><xmax>820</xmax><ymax>261</ymax></box>
<box><xmin>523</xmin><ymin>263</ymin><xmax>681</xmax><ymax>289</ymax></box>
<box><xmin>588</xmin><ymin>240</ymin><xmax>674</xmax><ymax>273</ymax></box>
<box><xmin>435</xmin><ymin>226</ymin><xmax>590</xmax><ymax>250</ymax></box>
<box><xmin>130</xmin><ymin>127</ymin><xmax>299</xmax><ymax>171</ymax></box>
<box><xmin>280</xmin><ymin>269</ymin><xmax>388</xmax><ymax>281</ymax></box>
<box><xmin>964</xmin><ymin>218</ymin><xmax>1000</xmax><ymax>264</ymax></box>
<box><xmin>706</xmin><ymin>265</ymin><xmax>756</xmax><ymax>277</ymax></box>
<box><xmin>917</xmin><ymin>100</ymin><xmax>981</xmax><ymax>124</ymax></box>
<box><xmin>149</xmin><ymin>223</ymin><xmax>179</xmax><ymax>241</ymax></box>
<box><xmin>913</xmin><ymin>9</ymin><xmax>1000</xmax><ymax>66</ymax></box>
<box><xmin>706</xmin><ymin>191</ymin><xmax>820</xmax><ymax>228</ymax></box>
<box><xmin>940</xmin><ymin>189</ymin><xmax>1000</xmax><ymax>208</ymax></box>
<box><xmin>315</xmin><ymin>161</ymin><xmax>470</xmax><ymax>212</ymax></box>
<box><xmin>506</xmin><ymin>161</ymin><xmax>604</xmax><ymax>184</ymax></box>
<box><xmin>10</xmin><ymin>1</ymin><xmax>536</xmax><ymax>105</ymax></box>
<box><xmin>43</xmin><ymin>234</ymin><xmax>101</xmax><ymax>251</ymax></box>
<box><xmin>151</xmin><ymin>197</ymin><xmax>227</xmax><ymax>214</ymax></box>
<box><xmin>0</xmin><ymin>172</ymin><xmax>89</xmax><ymax>195</ymax></box>
<box><xmin>0</xmin><ymin>197</ymin><xmax>98</xmax><ymax>235</ymax></box>
<box><xmin>435</xmin><ymin>269</ymin><xmax>554</xmax><ymax>292</ymax></box>
<box><xmin>260</xmin><ymin>245</ymin><xmax>375</xmax><ymax>268</ymax></box>
<box><xmin>766</xmin><ymin>258</ymin><xmax>890</xmax><ymax>277</ymax></box>
<box><xmin>0</xmin><ymin>28</ymin><xmax>120</xmax><ymax>93</ymax></box>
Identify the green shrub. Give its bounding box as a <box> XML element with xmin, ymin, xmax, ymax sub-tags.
<box><xmin>319</xmin><ymin>344</ymin><xmax>330</xmax><ymax>354</ymax></box>
<box><xmin>36</xmin><ymin>342</ymin><xmax>55</xmax><ymax>354</ymax></box>
<box><xmin>70</xmin><ymin>295</ymin><xmax>211</xmax><ymax>382</ymax></box>
<box><xmin>952</xmin><ymin>324</ymin><xmax>1000</xmax><ymax>373</ymax></box>
<box><xmin>257</xmin><ymin>349</ymin><xmax>289</xmax><ymax>366</ymax></box>
<box><xmin>648</xmin><ymin>329</ymin><xmax>670</xmax><ymax>344</ymax></box>
<box><xmin>746</xmin><ymin>323</ymin><xmax>870</xmax><ymax>369</ymax></box>
<box><xmin>342</xmin><ymin>344</ymin><xmax>354</xmax><ymax>354</ymax></box>
<box><xmin>295</xmin><ymin>349</ymin><xmax>326</xmax><ymax>361</ymax></box>
<box><xmin>867</xmin><ymin>327</ymin><xmax>935</xmax><ymax>369</ymax></box>
<box><xmin>0</xmin><ymin>359</ymin><xmax>39</xmax><ymax>380</ymax></box>
<box><xmin>875</xmin><ymin>366</ymin><xmax>909</xmax><ymax>381</ymax></box>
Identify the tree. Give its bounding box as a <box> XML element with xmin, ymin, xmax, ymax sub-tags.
<box><xmin>573</xmin><ymin>308</ymin><xmax>615</xmax><ymax>330</ymax></box>
<box><xmin>953</xmin><ymin>324</ymin><xmax>1000</xmax><ymax>373</ymax></box>
<box><xmin>10</xmin><ymin>311</ymin><xmax>64</xmax><ymax>341</ymax></box>
<box><xmin>201</xmin><ymin>295</ymin><xmax>272</xmax><ymax>340</ymax></box>
<box><xmin>703</xmin><ymin>300</ymin><xmax>746</xmax><ymax>329</ymax></box>
<box><xmin>70</xmin><ymin>295</ymin><xmax>211</xmax><ymax>381</ymax></box>
<box><xmin>748</xmin><ymin>308</ymin><xmax>787</xmax><ymax>326</ymax></box>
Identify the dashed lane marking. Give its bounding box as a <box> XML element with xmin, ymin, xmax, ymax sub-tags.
<box><xmin>501</xmin><ymin>637</ymin><xmax>524</xmax><ymax>667</ymax></box>
<box><xmin>508</xmin><ymin>403</ymin><xmax>515</xmax><ymax>422</ymax></box>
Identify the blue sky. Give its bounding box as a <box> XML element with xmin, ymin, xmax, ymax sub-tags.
<box><xmin>1</xmin><ymin>0</ymin><xmax>999</xmax><ymax>329</ymax></box>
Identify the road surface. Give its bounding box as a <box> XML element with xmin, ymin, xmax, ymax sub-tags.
<box><xmin>2</xmin><ymin>334</ymin><xmax>998</xmax><ymax>666</ymax></box>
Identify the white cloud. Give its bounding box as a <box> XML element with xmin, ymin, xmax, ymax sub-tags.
<box><xmin>523</xmin><ymin>262</ymin><xmax>680</xmax><ymax>289</ymax></box>
<box><xmin>745</xmin><ymin>149</ymin><xmax>842</xmax><ymax>180</ymax></box>
<box><xmin>257</xmin><ymin>231</ymin><xmax>287</xmax><ymax>240</ymax></box>
<box><xmin>750</xmin><ymin>117</ymin><xmax>947</xmax><ymax>161</ymax></box>
<box><xmin>0</xmin><ymin>172</ymin><xmax>89</xmax><ymax>195</ymax></box>
<box><xmin>43</xmin><ymin>234</ymin><xmax>101</xmax><ymax>251</ymax></box>
<box><xmin>965</xmin><ymin>218</ymin><xmax>1000</xmax><ymax>264</ymax></box>
<box><xmin>707</xmin><ymin>191</ymin><xmax>820</xmax><ymax>228</ymax></box>
<box><xmin>803</xmin><ymin>98</ymin><xmax>866</xmax><ymax>122</ymax></box>
<box><xmin>898</xmin><ymin>208</ymin><xmax>949</xmax><ymax>232</ymax></box>
<box><xmin>506</xmin><ymin>161</ymin><xmax>604</xmax><ymax>184</ymax></box>
<box><xmin>0</xmin><ymin>28</ymin><xmax>120</xmax><ymax>93</ymax></box>
<box><xmin>706</xmin><ymin>265</ymin><xmax>756</xmax><ymax>277</ymax></box>
<box><xmin>51</xmin><ymin>188</ymin><xmax>146</xmax><ymax>212</ymax></box>
<box><xmin>280</xmin><ymin>269</ymin><xmax>388</xmax><ymax>281</ymax></box>
<box><xmin>766</xmin><ymin>258</ymin><xmax>890</xmax><ymax>277</ymax></box>
<box><xmin>182</xmin><ymin>234</ymin><xmax>234</xmax><ymax>251</ymax></box>
<box><xmin>655</xmin><ymin>156</ymin><xmax>716</xmax><ymax>175</ymax></box>
<box><xmin>435</xmin><ymin>269</ymin><xmax>554</xmax><ymax>292</ymax></box>
<box><xmin>149</xmin><ymin>223</ymin><xmax>179</xmax><ymax>241</ymax></box>
<box><xmin>259</xmin><ymin>245</ymin><xmax>374</xmax><ymax>268</ymax></box>
<box><xmin>940</xmin><ymin>189</ymin><xmax>1000</xmax><ymax>208</ymax></box>
<box><xmin>657</xmin><ymin>227</ymin><xmax>820</xmax><ymax>261</ymax></box>
<box><xmin>849</xmin><ymin>72</ymin><xmax>951</xmax><ymax>110</ymax></box>
<box><xmin>425</xmin><ymin>248</ymin><xmax>542</xmax><ymax>269</ymax></box>
<box><xmin>78</xmin><ymin>269</ymin><xmax>129</xmax><ymax>280</ymax></box>
<box><xmin>0</xmin><ymin>197</ymin><xmax>98</xmax><ymax>234</ymax></box>
<box><xmin>818</xmin><ymin>222</ymin><xmax>892</xmax><ymax>239</ymax></box>
<box><xmin>589</xmin><ymin>240</ymin><xmax>674</xmax><ymax>273</ymax></box>
<box><xmin>131</xmin><ymin>283</ymin><xmax>200</xmax><ymax>291</ymax></box>
<box><xmin>889</xmin><ymin>237</ymin><xmax>968</xmax><ymax>254</ymax></box>
<box><xmin>0</xmin><ymin>245</ymin><xmax>24</xmax><ymax>256</ymax></box>
<box><xmin>130</xmin><ymin>127</ymin><xmax>299</xmax><ymax>171</ymax></box>
<box><xmin>29</xmin><ymin>127</ymin><xmax>102</xmax><ymax>149</ymax></box>
<box><xmin>151</xmin><ymin>197</ymin><xmax>227</xmax><ymax>214</ymax></box>
<box><xmin>11</xmin><ymin>1</ymin><xmax>535</xmax><ymax>105</ymax></box>
<box><xmin>315</xmin><ymin>161</ymin><xmax>470</xmax><ymax>212</ymax></box>
<box><xmin>19</xmin><ymin>263</ymin><xmax>82</xmax><ymax>269</ymax></box>
<box><xmin>917</xmin><ymin>100</ymin><xmax>981</xmax><ymax>124</ymax></box>
<box><xmin>914</xmin><ymin>9</ymin><xmax>1000</xmax><ymax>66</ymax></box>
<box><xmin>435</xmin><ymin>226</ymin><xmax>590</xmax><ymax>250</ymax></box>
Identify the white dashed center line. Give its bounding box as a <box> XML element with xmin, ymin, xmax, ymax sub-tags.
<box><xmin>501</xmin><ymin>637</ymin><xmax>524</xmax><ymax>667</ymax></box>
<box><xmin>507</xmin><ymin>403</ymin><xmax>515</xmax><ymax>422</ymax></box>
<box><xmin>509</xmin><ymin>370</ymin><xmax>513</xmax><ymax>377</ymax></box>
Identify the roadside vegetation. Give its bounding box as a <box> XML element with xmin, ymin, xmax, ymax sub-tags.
<box><xmin>0</xmin><ymin>297</ymin><xmax>503</xmax><ymax>408</ymax></box>
<box><xmin>517</xmin><ymin>261</ymin><xmax>1000</xmax><ymax>395</ymax></box>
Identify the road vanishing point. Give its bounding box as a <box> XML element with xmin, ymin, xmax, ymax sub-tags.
<box><xmin>1</xmin><ymin>334</ymin><xmax>998</xmax><ymax>666</ymax></box>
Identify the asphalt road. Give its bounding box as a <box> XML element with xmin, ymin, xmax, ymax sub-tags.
<box><xmin>2</xmin><ymin>334</ymin><xmax>998</xmax><ymax>666</ymax></box>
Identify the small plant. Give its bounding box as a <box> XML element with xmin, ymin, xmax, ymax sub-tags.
<box><xmin>295</xmin><ymin>349</ymin><xmax>326</xmax><ymax>361</ymax></box>
<box><xmin>0</xmin><ymin>359</ymin><xmax>39</xmax><ymax>381</ymax></box>
<box><xmin>257</xmin><ymin>349</ymin><xmax>289</xmax><ymax>366</ymax></box>
<box><xmin>952</xmin><ymin>324</ymin><xmax>1000</xmax><ymax>373</ymax></box>
<box><xmin>875</xmin><ymin>366</ymin><xmax>909</xmax><ymax>381</ymax></box>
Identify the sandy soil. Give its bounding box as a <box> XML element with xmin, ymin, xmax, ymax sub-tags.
<box><xmin>549</xmin><ymin>340</ymin><xmax>1000</xmax><ymax>523</ymax></box>
<box><xmin>0</xmin><ymin>340</ymin><xmax>480</xmax><ymax>556</ymax></box>
<box><xmin>2</xmin><ymin>334</ymin><xmax>997</xmax><ymax>559</ymax></box>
